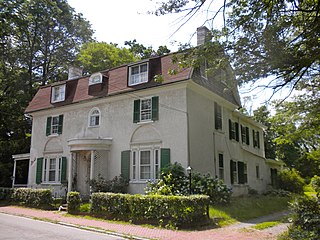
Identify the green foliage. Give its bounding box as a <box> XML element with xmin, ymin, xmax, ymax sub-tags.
<box><xmin>79</xmin><ymin>203</ymin><xmax>91</xmax><ymax>213</ymax></box>
<box><xmin>0</xmin><ymin>187</ymin><xmax>14</xmax><ymax>201</ymax></box>
<box><xmin>263</xmin><ymin>189</ymin><xmax>291</xmax><ymax>197</ymax></box>
<box><xmin>89</xmin><ymin>175</ymin><xmax>129</xmax><ymax>194</ymax></box>
<box><xmin>76</xmin><ymin>42</ymin><xmax>137</xmax><ymax>74</ymax></box>
<box><xmin>91</xmin><ymin>192</ymin><xmax>210</xmax><ymax>228</ymax></box>
<box><xmin>145</xmin><ymin>162</ymin><xmax>231</xmax><ymax>205</ymax></box>
<box><xmin>67</xmin><ymin>192</ymin><xmax>81</xmax><ymax>213</ymax></box>
<box><xmin>311</xmin><ymin>175</ymin><xmax>320</xmax><ymax>196</ymax></box>
<box><xmin>288</xmin><ymin>196</ymin><xmax>320</xmax><ymax>239</ymax></box>
<box><xmin>124</xmin><ymin>39</ymin><xmax>170</xmax><ymax>59</ymax></box>
<box><xmin>277</xmin><ymin>169</ymin><xmax>305</xmax><ymax>194</ymax></box>
<box><xmin>12</xmin><ymin>188</ymin><xmax>52</xmax><ymax>208</ymax></box>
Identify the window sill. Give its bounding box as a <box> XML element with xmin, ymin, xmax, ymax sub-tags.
<box><xmin>47</xmin><ymin>134</ymin><xmax>60</xmax><ymax>138</ymax></box>
<box><xmin>136</xmin><ymin>120</ymin><xmax>154</xmax><ymax>125</ymax></box>
<box><xmin>41</xmin><ymin>182</ymin><xmax>62</xmax><ymax>186</ymax></box>
<box><xmin>88</xmin><ymin>125</ymin><xmax>100</xmax><ymax>128</ymax></box>
<box><xmin>130</xmin><ymin>180</ymin><xmax>157</xmax><ymax>184</ymax></box>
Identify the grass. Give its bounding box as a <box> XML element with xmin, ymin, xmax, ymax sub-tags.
<box><xmin>252</xmin><ymin>221</ymin><xmax>280</xmax><ymax>230</ymax></box>
<box><xmin>210</xmin><ymin>195</ymin><xmax>290</xmax><ymax>226</ymax></box>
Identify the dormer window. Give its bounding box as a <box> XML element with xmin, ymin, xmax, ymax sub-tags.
<box><xmin>51</xmin><ymin>84</ymin><xmax>66</xmax><ymax>103</ymax></box>
<box><xmin>89</xmin><ymin>72</ymin><xmax>103</xmax><ymax>85</ymax></box>
<box><xmin>128</xmin><ymin>62</ymin><xmax>148</xmax><ymax>86</ymax></box>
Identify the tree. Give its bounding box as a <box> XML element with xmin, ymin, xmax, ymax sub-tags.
<box><xmin>76</xmin><ymin>42</ymin><xmax>137</xmax><ymax>74</ymax></box>
<box><xmin>152</xmin><ymin>0</ymin><xmax>320</xmax><ymax>96</ymax></box>
<box><xmin>124</xmin><ymin>39</ymin><xmax>171</xmax><ymax>59</ymax></box>
<box><xmin>252</xmin><ymin>106</ymin><xmax>276</xmax><ymax>159</ymax></box>
<box><xmin>0</xmin><ymin>0</ymin><xmax>93</xmax><ymax>187</ymax></box>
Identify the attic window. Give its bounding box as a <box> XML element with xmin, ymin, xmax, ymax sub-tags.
<box><xmin>128</xmin><ymin>62</ymin><xmax>148</xmax><ymax>86</ymax></box>
<box><xmin>51</xmin><ymin>84</ymin><xmax>66</xmax><ymax>103</ymax></box>
<box><xmin>89</xmin><ymin>73</ymin><xmax>103</xmax><ymax>85</ymax></box>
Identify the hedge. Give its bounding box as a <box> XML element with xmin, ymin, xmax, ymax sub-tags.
<box><xmin>12</xmin><ymin>188</ymin><xmax>52</xmax><ymax>208</ymax></box>
<box><xmin>67</xmin><ymin>192</ymin><xmax>81</xmax><ymax>213</ymax></box>
<box><xmin>91</xmin><ymin>192</ymin><xmax>210</xmax><ymax>227</ymax></box>
<box><xmin>0</xmin><ymin>187</ymin><xmax>14</xmax><ymax>201</ymax></box>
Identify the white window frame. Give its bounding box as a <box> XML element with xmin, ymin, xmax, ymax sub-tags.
<box><xmin>131</xmin><ymin>146</ymin><xmax>160</xmax><ymax>182</ymax></box>
<box><xmin>51</xmin><ymin>116</ymin><xmax>60</xmax><ymax>135</ymax></box>
<box><xmin>88</xmin><ymin>107</ymin><xmax>101</xmax><ymax>127</ymax></box>
<box><xmin>51</xmin><ymin>84</ymin><xmax>66</xmax><ymax>103</ymax></box>
<box><xmin>43</xmin><ymin>156</ymin><xmax>62</xmax><ymax>184</ymax></box>
<box><xmin>140</xmin><ymin>98</ymin><xmax>152</xmax><ymax>122</ymax></box>
<box><xmin>89</xmin><ymin>72</ymin><xmax>103</xmax><ymax>85</ymax></box>
<box><xmin>128</xmin><ymin>62</ymin><xmax>149</xmax><ymax>86</ymax></box>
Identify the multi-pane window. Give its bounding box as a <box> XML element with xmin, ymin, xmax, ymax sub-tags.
<box><xmin>218</xmin><ymin>153</ymin><xmax>224</xmax><ymax>180</ymax></box>
<box><xmin>241</xmin><ymin>125</ymin><xmax>250</xmax><ymax>145</ymax></box>
<box><xmin>214</xmin><ymin>102</ymin><xmax>222</xmax><ymax>130</ymax></box>
<box><xmin>51</xmin><ymin>85</ymin><xmax>66</xmax><ymax>103</ymax></box>
<box><xmin>133</xmin><ymin>96</ymin><xmax>159</xmax><ymax>123</ymax></box>
<box><xmin>230</xmin><ymin>160</ymin><xmax>248</xmax><ymax>184</ymax></box>
<box><xmin>253</xmin><ymin>130</ymin><xmax>260</xmax><ymax>148</ymax></box>
<box><xmin>43</xmin><ymin>157</ymin><xmax>62</xmax><ymax>183</ymax></box>
<box><xmin>131</xmin><ymin>149</ymin><xmax>161</xmax><ymax>181</ymax></box>
<box><xmin>140</xmin><ymin>99</ymin><xmax>152</xmax><ymax>121</ymax></box>
<box><xmin>89</xmin><ymin>73</ymin><xmax>103</xmax><ymax>85</ymax></box>
<box><xmin>46</xmin><ymin>115</ymin><xmax>63</xmax><ymax>136</ymax></box>
<box><xmin>89</xmin><ymin>108</ymin><xmax>100</xmax><ymax>127</ymax></box>
<box><xmin>229</xmin><ymin>120</ymin><xmax>239</xmax><ymax>141</ymax></box>
<box><xmin>129</xmin><ymin>63</ymin><xmax>148</xmax><ymax>86</ymax></box>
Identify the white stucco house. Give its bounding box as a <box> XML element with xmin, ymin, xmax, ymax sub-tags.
<box><xmin>16</xmin><ymin>27</ymin><xmax>282</xmax><ymax>198</ymax></box>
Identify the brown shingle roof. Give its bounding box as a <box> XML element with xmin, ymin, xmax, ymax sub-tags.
<box><xmin>25</xmin><ymin>55</ymin><xmax>192</xmax><ymax>113</ymax></box>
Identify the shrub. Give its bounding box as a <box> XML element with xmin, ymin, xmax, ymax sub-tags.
<box><xmin>90</xmin><ymin>174</ymin><xmax>129</xmax><ymax>193</ymax></box>
<box><xmin>264</xmin><ymin>189</ymin><xmax>291</xmax><ymax>197</ymax></box>
<box><xmin>91</xmin><ymin>192</ymin><xmax>210</xmax><ymax>228</ymax></box>
<box><xmin>67</xmin><ymin>192</ymin><xmax>81</xmax><ymax>213</ymax></box>
<box><xmin>288</xmin><ymin>195</ymin><xmax>320</xmax><ymax>239</ymax></box>
<box><xmin>0</xmin><ymin>187</ymin><xmax>14</xmax><ymax>201</ymax></box>
<box><xmin>311</xmin><ymin>175</ymin><xmax>320</xmax><ymax>196</ymax></box>
<box><xmin>12</xmin><ymin>188</ymin><xmax>52</xmax><ymax>208</ymax></box>
<box><xmin>277</xmin><ymin>169</ymin><xmax>305</xmax><ymax>193</ymax></box>
<box><xmin>145</xmin><ymin>163</ymin><xmax>232</xmax><ymax>205</ymax></box>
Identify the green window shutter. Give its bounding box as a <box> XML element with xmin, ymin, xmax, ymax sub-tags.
<box><xmin>238</xmin><ymin>161</ymin><xmax>245</xmax><ymax>184</ymax></box>
<box><xmin>235</xmin><ymin>122</ymin><xmax>239</xmax><ymax>142</ymax></box>
<box><xmin>230</xmin><ymin>160</ymin><xmax>234</xmax><ymax>184</ymax></box>
<box><xmin>160</xmin><ymin>148</ymin><xmax>170</xmax><ymax>170</ymax></box>
<box><xmin>246</xmin><ymin>127</ymin><xmax>250</xmax><ymax>145</ymax></box>
<box><xmin>133</xmin><ymin>99</ymin><xmax>140</xmax><ymax>123</ymax></box>
<box><xmin>61</xmin><ymin>157</ymin><xmax>67</xmax><ymax>183</ymax></box>
<box><xmin>46</xmin><ymin>117</ymin><xmax>52</xmax><ymax>136</ymax></box>
<box><xmin>36</xmin><ymin>158</ymin><xmax>43</xmax><ymax>184</ymax></box>
<box><xmin>121</xmin><ymin>150</ymin><xmax>131</xmax><ymax>181</ymax></box>
<box><xmin>151</xmin><ymin>96</ymin><xmax>159</xmax><ymax>121</ymax></box>
<box><xmin>58</xmin><ymin>114</ymin><xmax>63</xmax><ymax>134</ymax></box>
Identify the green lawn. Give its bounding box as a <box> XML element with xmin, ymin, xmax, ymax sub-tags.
<box><xmin>209</xmin><ymin>196</ymin><xmax>290</xmax><ymax>226</ymax></box>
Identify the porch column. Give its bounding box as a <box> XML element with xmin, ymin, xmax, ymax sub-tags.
<box><xmin>90</xmin><ymin>150</ymin><xmax>94</xmax><ymax>180</ymax></box>
<box><xmin>12</xmin><ymin>159</ymin><xmax>17</xmax><ymax>188</ymax></box>
<box><xmin>68</xmin><ymin>152</ymin><xmax>73</xmax><ymax>192</ymax></box>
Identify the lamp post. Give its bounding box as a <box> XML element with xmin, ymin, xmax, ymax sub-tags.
<box><xmin>186</xmin><ymin>166</ymin><xmax>192</xmax><ymax>195</ymax></box>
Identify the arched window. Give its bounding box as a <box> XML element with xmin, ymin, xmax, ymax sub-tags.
<box><xmin>89</xmin><ymin>108</ymin><xmax>100</xmax><ymax>127</ymax></box>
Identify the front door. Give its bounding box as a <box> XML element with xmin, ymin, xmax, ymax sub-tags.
<box><xmin>76</xmin><ymin>151</ymin><xmax>91</xmax><ymax>198</ymax></box>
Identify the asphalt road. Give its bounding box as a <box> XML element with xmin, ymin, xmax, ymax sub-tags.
<box><xmin>0</xmin><ymin>213</ymin><xmax>125</xmax><ymax>240</ymax></box>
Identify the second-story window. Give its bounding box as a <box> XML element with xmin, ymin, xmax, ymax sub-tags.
<box><xmin>46</xmin><ymin>115</ymin><xmax>63</xmax><ymax>136</ymax></box>
<box><xmin>214</xmin><ymin>102</ymin><xmax>222</xmax><ymax>130</ymax></box>
<box><xmin>229</xmin><ymin>120</ymin><xmax>239</xmax><ymax>141</ymax></box>
<box><xmin>89</xmin><ymin>108</ymin><xmax>100</xmax><ymax>127</ymax></box>
<box><xmin>51</xmin><ymin>84</ymin><xmax>66</xmax><ymax>103</ymax></box>
<box><xmin>128</xmin><ymin>62</ymin><xmax>148</xmax><ymax>86</ymax></box>
<box><xmin>241</xmin><ymin>125</ymin><xmax>250</xmax><ymax>145</ymax></box>
<box><xmin>253</xmin><ymin>130</ymin><xmax>260</xmax><ymax>148</ymax></box>
<box><xmin>133</xmin><ymin>96</ymin><xmax>159</xmax><ymax>123</ymax></box>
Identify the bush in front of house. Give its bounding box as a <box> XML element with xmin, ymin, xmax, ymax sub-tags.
<box><xmin>67</xmin><ymin>191</ymin><xmax>81</xmax><ymax>213</ymax></box>
<box><xmin>0</xmin><ymin>187</ymin><xmax>14</xmax><ymax>201</ymax></box>
<box><xmin>12</xmin><ymin>188</ymin><xmax>52</xmax><ymax>208</ymax></box>
<box><xmin>287</xmin><ymin>195</ymin><xmax>320</xmax><ymax>239</ymax></box>
<box><xmin>91</xmin><ymin>192</ymin><xmax>210</xmax><ymax>228</ymax></box>
<box><xmin>89</xmin><ymin>174</ymin><xmax>129</xmax><ymax>193</ymax></box>
<box><xmin>145</xmin><ymin>162</ymin><xmax>232</xmax><ymax>205</ymax></box>
<box><xmin>277</xmin><ymin>168</ymin><xmax>305</xmax><ymax>194</ymax></box>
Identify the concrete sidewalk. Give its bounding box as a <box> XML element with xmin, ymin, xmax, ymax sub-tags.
<box><xmin>0</xmin><ymin>206</ymin><xmax>289</xmax><ymax>240</ymax></box>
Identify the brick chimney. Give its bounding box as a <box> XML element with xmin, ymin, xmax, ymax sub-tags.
<box><xmin>68</xmin><ymin>66</ymin><xmax>83</xmax><ymax>80</ymax></box>
<box><xmin>197</xmin><ymin>26</ymin><xmax>211</xmax><ymax>46</ymax></box>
